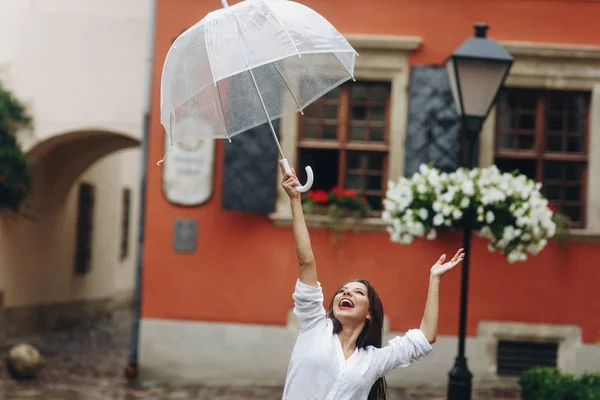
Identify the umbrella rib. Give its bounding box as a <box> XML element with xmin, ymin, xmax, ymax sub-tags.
<box><xmin>333</xmin><ymin>52</ymin><xmax>356</xmax><ymax>82</ymax></box>
<box><xmin>261</xmin><ymin>1</ymin><xmax>304</xmax><ymax>114</ymax></box>
<box><xmin>273</xmin><ymin>62</ymin><xmax>304</xmax><ymax>115</ymax></box>
<box><xmin>230</xmin><ymin>8</ymin><xmax>286</xmax><ymax>159</ymax></box>
<box><xmin>204</xmin><ymin>19</ymin><xmax>231</xmax><ymax>141</ymax></box>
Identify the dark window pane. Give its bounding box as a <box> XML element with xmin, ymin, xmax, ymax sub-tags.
<box><xmin>518</xmin><ymin>135</ymin><xmax>535</xmax><ymax>150</ymax></box>
<box><xmin>303</xmin><ymin>123</ymin><xmax>320</xmax><ymax>139</ymax></box>
<box><xmin>544</xmin><ymin>185</ymin><xmax>561</xmax><ymax>200</ymax></box>
<box><xmin>565</xmin><ymin>163</ymin><xmax>583</xmax><ymax>181</ymax></box>
<box><xmin>546</xmin><ymin>135</ymin><xmax>562</xmax><ymax>152</ymax></box>
<box><xmin>324</xmin><ymin>86</ymin><xmax>340</xmax><ymax>100</ymax></box>
<box><xmin>370</xmin><ymin>107</ymin><xmax>385</xmax><ymax>121</ymax></box>
<box><xmin>324</xmin><ymin>105</ymin><xmax>338</xmax><ymax>120</ymax></box>
<box><xmin>565</xmin><ymin>186</ymin><xmax>581</xmax><ymax>201</ymax></box>
<box><xmin>567</xmin><ymin>136</ymin><xmax>582</xmax><ymax>153</ymax></box>
<box><xmin>370</xmin><ymin>127</ymin><xmax>384</xmax><ymax>142</ymax></box>
<box><xmin>348</xmin><ymin>151</ymin><xmax>362</xmax><ymax>170</ymax></box>
<box><xmin>346</xmin><ymin>174</ymin><xmax>363</xmax><ymax>190</ymax></box>
<box><xmin>498</xmin><ymin>133</ymin><xmax>514</xmax><ymax>150</ymax></box>
<box><xmin>568</xmin><ymin>116</ymin><xmax>585</xmax><ymax>132</ymax></box>
<box><xmin>520</xmin><ymin>95</ymin><xmax>537</xmax><ymax>110</ymax></box>
<box><xmin>495</xmin><ymin>158</ymin><xmax>536</xmax><ymax>180</ymax></box>
<box><xmin>519</xmin><ymin>114</ymin><xmax>535</xmax><ymax>130</ymax></box>
<box><xmin>544</xmin><ymin>162</ymin><xmax>562</xmax><ymax>180</ymax></box>
<box><xmin>351</xmin><ymin>106</ymin><xmax>368</xmax><ymax>120</ymax></box>
<box><xmin>562</xmin><ymin>206</ymin><xmax>581</xmax><ymax>223</ymax></box>
<box><xmin>370</xmin><ymin>84</ymin><xmax>389</xmax><ymax>101</ymax></box>
<box><xmin>498</xmin><ymin>113</ymin><xmax>513</xmax><ymax>130</ymax></box>
<box><xmin>297</xmin><ymin>148</ymin><xmax>339</xmax><ymax>190</ymax></box>
<box><xmin>366</xmin><ymin>195</ymin><xmax>382</xmax><ymax>211</ymax></box>
<box><xmin>351</xmin><ymin>84</ymin><xmax>368</xmax><ymax>101</ymax></box>
<box><xmin>304</xmin><ymin>104</ymin><xmax>320</xmax><ymax>118</ymax></box>
<box><xmin>367</xmin><ymin>175</ymin><xmax>382</xmax><ymax>191</ymax></box>
<box><xmin>323</xmin><ymin>124</ymin><xmax>337</xmax><ymax>140</ymax></box>
<box><xmin>350</xmin><ymin>125</ymin><xmax>367</xmax><ymax>141</ymax></box>
<box><xmin>368</xmin><ymin>153</ymin><xmax>384</xmax><ymax>171</ymax></box>
<box><xmin>547</xmin><ymin>115</ymin><xmax>563</xmax><ymax>131</ymax></box>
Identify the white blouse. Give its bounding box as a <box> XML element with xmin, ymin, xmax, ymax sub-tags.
<box><xmin>282</xmin><ymin>279</ymin><xmax>433</xmax><ymax>400</ymax></box>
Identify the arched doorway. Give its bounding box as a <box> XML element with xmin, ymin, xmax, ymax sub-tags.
<box><xmin>0</xmin><ymin>129</ymin><xmax>140</xmax><ymax>339</ymax></box>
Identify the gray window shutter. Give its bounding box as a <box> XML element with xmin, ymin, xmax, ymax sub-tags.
<box><xmin>221</xmin><ymin>121</ymin><xmax>279</xmax><ymax>214</ymax></box>
<box><xmin>404</xmin><ymin>66</ymin><xmax>461</xmax><ymax>176</ymax></box>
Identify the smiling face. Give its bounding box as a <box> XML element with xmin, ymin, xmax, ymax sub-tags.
<box><xmin>332</xmin><ymin>281</ymin><xmax>371</xmax><ymax>323</ymax></box>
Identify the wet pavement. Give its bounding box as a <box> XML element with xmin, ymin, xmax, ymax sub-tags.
<box><xmin>0</xmin><ymin>310</ymin><xmax>519</xmax><ymax>399</ymax></box>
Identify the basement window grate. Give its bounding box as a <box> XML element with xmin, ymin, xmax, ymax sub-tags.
<box><xmin>497</xmin><ymin>339</ymin><xmax>558</xmax><ymax>377</ymax></box>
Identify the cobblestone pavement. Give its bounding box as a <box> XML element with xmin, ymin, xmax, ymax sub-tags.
<box><xmin>0</xmin><ymin>310</ymin><xmax>519</xmax><ymax>399</ymax></box>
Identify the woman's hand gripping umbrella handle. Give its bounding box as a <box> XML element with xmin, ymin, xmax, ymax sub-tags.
<box><xmin>280</xmin><ymin>159</ymin><xmax>313</xmax><ymax>193</ymax></box>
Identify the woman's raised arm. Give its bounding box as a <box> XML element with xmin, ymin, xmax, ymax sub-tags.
<box><xmin>280</xmin><ymin>161</ymin><xmax>318</xmax><ymax>288</ymax></box>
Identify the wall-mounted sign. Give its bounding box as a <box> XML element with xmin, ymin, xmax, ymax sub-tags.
<box><xmin>173</xmin><ymin>219</ymin><xmax>198</xmax><ymax>253</ymax></box>
<box><xmin>162</xmin><ymin>117</ymin><xmax>215</xmax><ymax>206</ymax></box>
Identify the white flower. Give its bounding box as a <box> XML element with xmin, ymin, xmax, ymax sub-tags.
<box><xmin>461</xmin><ymin>180</ymin><xmax>475</xmax><ymax>196</ymax></box>
<box><xmin>383</xmin><ymin>163</ymin><xmax>555</xmax><ymax>263</ymax></box>
<box><xmin>426</xmin><ymin>230</ymin><xmax>437</xmax><ymax>240</ymax></box>
<box><xmin>442</xmin><ymin>205</ymin><xmax>452</xmax><ymax>216</ymax></box>
<box><xmin>452</xmin><ymin>209</ymin><xmax>463</xmax><ymax>220</ymax></box>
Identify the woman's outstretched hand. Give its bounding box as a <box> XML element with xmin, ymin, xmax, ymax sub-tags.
<box><xmin>280</xmin><ymin>160</ymin><xmax>301</xmax><ymax>200</ymax></box>
<box><xmin>430</xmin><ymin>248</ymin><xmax>464</xmax><ymax>279</ymax></box>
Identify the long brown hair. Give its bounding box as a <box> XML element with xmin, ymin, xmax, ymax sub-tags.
<box><xmin>326</xmin><ymin>279</ymin><xmax>388</xmax><ymax>400</ymax></box>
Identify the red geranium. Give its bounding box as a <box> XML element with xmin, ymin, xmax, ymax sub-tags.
<box><xmin>308</xmin><ymin>189</ymin><xmax>328</xmax><ymax>204</ymax></box>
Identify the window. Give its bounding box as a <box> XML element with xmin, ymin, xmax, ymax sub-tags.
<box><xmin>297</xmin><ymin>81</ymin><xmax>391</xmax><ymax>213</ymax></box>
<box><xmin>74</xmin><ymin>183</ymin><xmax>95</xmax><ymax>275</ymax></box>
<box><xmin>120</xmin><ymin>188</ymin><xmax>132</xmax><ymax>261</ymax></box>
<box><xmin>494</xmin><ymin>88</ymin><xmax>590</xmax><ymax>227</ymax></box>
<box><xmin>496</xmin><ymin>339</ymin><xmax>558</xmax><ymax>377</ymax></box>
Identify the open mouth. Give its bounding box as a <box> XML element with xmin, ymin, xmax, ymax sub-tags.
<box><xmin>338</xmin><ymin>298</ymin><xmax>355</xmax><ymax>309</ymax></box>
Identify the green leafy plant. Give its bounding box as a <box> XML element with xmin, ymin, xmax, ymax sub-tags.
<box><xmin>519</xmin><ymin>367</ymin><xmax>600</xmax><ymax>400</ymax></box>
<box><xmin>0</xmin><ymin>80</ymin><xmax>33</xmax><ymax>215</ymax></box>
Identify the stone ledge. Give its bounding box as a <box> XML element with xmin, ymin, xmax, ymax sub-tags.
<box><xmin>269</xmin><ymin>212</ymin><xmax>386</xmax><ymax>232</ymax></box>
<box><xmin>0</xmin><ymin>297</ymin><xmax>117</xmax><ymax>340</ymax></box>
<box><xmin>268</xmin><ymin>212</ymin><xmax>600</xmax><ymax>242</ymax></box>
<box><xmin>345</xmin><ymin>34</ymin><xmax>423</xmax><ymax>51</ymax></box>
<box><xmin>500</xmin><ymin>40</ymin><xmax>600</xmax><ymax>61</ymax></box>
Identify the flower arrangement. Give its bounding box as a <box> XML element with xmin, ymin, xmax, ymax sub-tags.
<box><xmin>302</xmin><ymin>186</ymin><xmax>370</xmax><ymax>231</ymax></box>
<box><xmin>383</xmin><ymin>163</ymin><xmax>560</xmax><ymax>263</ymax></box>
<box><xmin>0</xmin><ymin>80</ymin><xmax>33</xmax><ymax>215</ymax></box>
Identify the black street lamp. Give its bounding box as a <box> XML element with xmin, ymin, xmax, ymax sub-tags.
<box><xmin>444</xmin><ymin>23</ymin><xmax>513</xmax><ymax>400</ymax></box>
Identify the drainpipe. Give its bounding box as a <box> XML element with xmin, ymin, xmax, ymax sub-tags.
<box><xmin>125</xmin><ymin>0</ymin><xmax>157</xmax><ymax>381</ymax></box>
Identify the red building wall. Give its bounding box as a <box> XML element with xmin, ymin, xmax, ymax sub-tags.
<box><xmin>142</xmin><ymin>0</ymin><xmax>600</xmax><ymax>343</ymax></box>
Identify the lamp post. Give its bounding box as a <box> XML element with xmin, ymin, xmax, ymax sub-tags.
<box><xmin>444</xmin><ymin>23</ymin><xmax>513</xmax><ymax>400</ymax></box>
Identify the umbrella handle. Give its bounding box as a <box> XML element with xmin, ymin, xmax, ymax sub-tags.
<box><xmin>281</xmin><ymin>158</ymin><xmax>314</xmax><ymax>193</ymax></box>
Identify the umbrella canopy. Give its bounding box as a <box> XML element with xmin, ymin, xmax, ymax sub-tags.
<box><xmin>159</xmin><ymin>0</ymin><xmax>358</xmax><ymax>192</ymax></box>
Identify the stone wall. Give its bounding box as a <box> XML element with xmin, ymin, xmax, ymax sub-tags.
<box><xmin>0</xmin><ymin>292</ymin><xmax>132</xmax><ymax>342</ymax></box>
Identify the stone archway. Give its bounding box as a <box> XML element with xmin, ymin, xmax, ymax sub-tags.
<box><xmin>0</xmin><ymin>129</ymin><xmax>140</xmax><ymax>339</ymax></box>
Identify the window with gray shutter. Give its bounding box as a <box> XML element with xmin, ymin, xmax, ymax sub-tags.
<box><xmin>404</xmin><ymin>66</ymin><xmax>461</xmax><ymax>177</ymax></box>
<box><xmin>221</xmin><ymin>121</ymin><xmax>279</xmax><ymax>214</ymax></box>
<box><xmin>497</xmin><ymin>339</ymin><xmax>559</xmax><ymax>377</ymax></box>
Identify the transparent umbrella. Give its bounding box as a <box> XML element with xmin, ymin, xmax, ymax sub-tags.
<box><xmin>159</xmin><ymin>0</ymin><xmax>358</xmax><ymax>192</ymax></box>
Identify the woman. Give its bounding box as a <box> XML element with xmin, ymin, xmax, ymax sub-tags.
<box><xmin>279</xmin><ymin>163</ymin><xmax>464</xmax><ymax>400</ymax></box>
